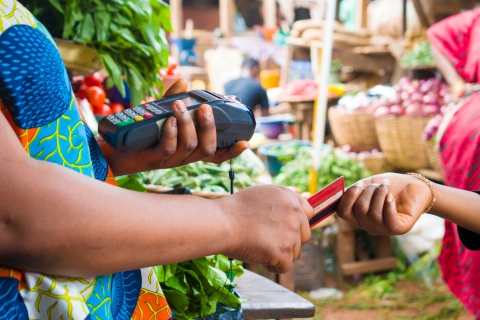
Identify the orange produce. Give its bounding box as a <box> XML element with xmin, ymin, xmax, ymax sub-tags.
<box><xmin>86</xmin><ymin>86</ymin><xmax>106</xmax><ymax>108</ymax></box>
<box><xmin>110</xmin><ymin>102</ymin><xmax>124</xmax><ymax>113</ymax></box>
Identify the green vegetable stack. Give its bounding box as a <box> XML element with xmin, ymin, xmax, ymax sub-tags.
<box><xmin>154</xmin><ymin>256</ymin><xmax>244</xmax><ymax>320</ymax></box>
<box><xmin>25</xmin><ymin>0</ymin><xmax>172</xmax><ymax>105</ymax></box>
<box><xmin>401</xmin><ymin>40</ymin><xmax>435</xmax><ymax>68</ymax></box>
<box><xmin>138</xmin><ymin>149</ymin><xmax>265</xmax><ymax>193</ymax></box>
<box><xmin>273</xmin><ymin>146</ymin><xmax>371</xmax><ymax>192</ymax></box>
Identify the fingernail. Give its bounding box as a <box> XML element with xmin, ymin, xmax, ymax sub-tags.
<box><xmin>175</xmin><ymin>101</ymin><xmax>186</xmax><ymax>112</ymax></box>
<box><xmin>381</xmin><ymin>179</ymin><xmax>391</xmax><ymax>187</ymax></box>
<box><xmin>386</xmin><ymin>193</ymin><xmax>393</xmax><ymax>203</ymax></box>
<box><xmin>171</xmin><ymin>117</ymin><xmax>177</xmax><ymax>128</ymax></box>
<box><xmin>201</xmin><ymin>105</ymin><xmax>212</xmax><ymax>119</ymax></box>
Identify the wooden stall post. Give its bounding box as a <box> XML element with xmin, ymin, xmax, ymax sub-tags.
<box><xmin>170</xmin><ymin>0</ymin><xmax>183</xmax><ymax>38</ymax></box>
<box><xmin>220</xmin><ymin>0</ymin><xmax>235</xmax><ymax>38</ymax></box>
<box><xmin>263</xmin><ymin>0</ymin><xmax>277</xmax><ymax>28</ymax></box>
<box><xmin>356</xmin><ymin>0</ymin><xmax>369</xmax><ymax>29</ymax></box>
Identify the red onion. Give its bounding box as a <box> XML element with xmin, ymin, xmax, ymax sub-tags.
<box><xmin>405</xmin><ymin>102</ymin><xmax>423</xmax><ymax>116</ymax></box>
<box><xmin>423</xmin><ymin>105</ymin><xmax>441</xmax><ymax>116</ymax></box>
<box><xmin>373</xmin><ymin>106</ymin><xmax>391</xmax><ymax>118</ymax></box>
<box><xmin>390</xmin><ymin>105</ymin><xmax>405</xmax><ymax>116</ymax></box>
<box><xmin>410</xmin><ymin>92</ymin><xmax>423</xmax><ymax>102</ymax></box>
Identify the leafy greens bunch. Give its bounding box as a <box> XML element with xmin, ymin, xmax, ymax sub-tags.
<box><xmin>154</xmin><ymin>256</ymin><xmax>244</xmax><ymax>320</ymax></box>
<box><xmin>25</xmin><ymin>0</ymin><xmax>172</xmax><ymax>105</ymax></box>
<box><xmin>273</xmin><ymin>146</ymin><xmax>371</xmax><ymax>193</ymax></box>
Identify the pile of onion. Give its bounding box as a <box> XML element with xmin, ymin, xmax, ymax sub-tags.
<box><xmin>371</xmin><ymin>77</ymin><xmax>451</xmax><ymax>119</ymax></box>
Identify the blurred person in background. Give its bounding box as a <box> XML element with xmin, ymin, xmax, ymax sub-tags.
<box><xmin>224</xmin><ymin>57</ymin><xmax>270</xmax><ymax>116</ymax></box>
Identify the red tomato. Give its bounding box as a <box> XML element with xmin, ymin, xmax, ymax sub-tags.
<box><xmin>84</xmin><ymin>72</ymin><xmax>104</xmax><ymax>87</ymax></box>
<box><xmin>86</xmin><ymin>86</ymin><xmax>106</xmax><ymax>108</ymax></box>
<box><xmin>77</xmin><ymin>84</ymin><xmax>88</xmax><ymax>99</ymax></box>
<box><xmin>110</xmin><ymin>102</ymin><xmax>124</xmax><ymax>113</ymax></box>
<box><xmin>94</xmin><ymin>104</ymin><xmax>112</xmax><ymax>116</ymax></box>
<box><xmin>168</xmin><ymin>56</ymin><xmax>178</xmax><ymax>70</ymax></box>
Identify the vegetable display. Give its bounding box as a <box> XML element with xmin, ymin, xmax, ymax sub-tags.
<box><xmin>154</xmin><ymin>256</ymin><xmax>244</xmax><ymax>320</ymax></box>
<box><xmin>26</xmin><ymin>0</ymin><xmax>173</xmax><ymax>105</ymax></box>
<box><xmin>273</xmin><ymin>146</ymin><xmax>371</xmax><ymax>193</ymax></box>
<box><xmin>137</xmin><ymin>149</ymin><xmax>265</xmax><ymax>193</ymax></box>
<box><xmin>371</xmin><ymin>77</ymin><xmax>450</xmax><ymax>119</ymax></box>
<box><xmin>401</xmin><ymin>41</ymin><xmax>435</xmax><ymax>68</ymax></box>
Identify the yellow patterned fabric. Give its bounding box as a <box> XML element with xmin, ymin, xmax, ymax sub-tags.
<box><xmin>0</xmin><ymin>1</ymin><xmax>172</xmax><ymax>319</ymax></box>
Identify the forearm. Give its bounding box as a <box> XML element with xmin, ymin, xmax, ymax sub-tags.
<box><xmin>430</xmin><ymin>184</ymin><xmax>480</xmax><ymax>234</ymax></box>
<box><xmin>431</xmin><ymin>46</ymin><xmax>464</xmax><ymax>85</ymax></box>
<box><xmin>0</xmin><ymin>157</ymin><xmax>231</xmax><ymax>277</ymax></box>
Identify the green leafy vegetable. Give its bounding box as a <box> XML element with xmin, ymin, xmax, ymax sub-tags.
<box><xmin>137</xmin><ymin>149</ymin><xmax>265</xmax><ymax>193</ymax></box>
<box><xmin>153</xmin><ymin>256</ymin><xmax>244</xmax><ymax>320</ymax></box>
<box><xmin>25</xmin><ymin>0</ymin><xmax>173</xmax><ymax>105</ymax></box>
<box><xmin>273</xmin><ymin>146</ymin><xmax>371</xmax><ymax>192</ymax></box>
<box><xmin>401</xmin><ymin>40</ymin><xmax>435</xmax><ymax>68</ymax></box>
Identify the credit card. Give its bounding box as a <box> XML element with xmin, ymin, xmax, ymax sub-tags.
<box><xmin>308</xmin><ymin>177</ymin><xmax>345</xmax><ymax>228</ymax></box>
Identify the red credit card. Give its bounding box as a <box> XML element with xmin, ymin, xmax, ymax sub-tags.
<box><xmin>308</xmin><ymin>177</ymin><xmax>345</xmax><ymax>228</ymax></box>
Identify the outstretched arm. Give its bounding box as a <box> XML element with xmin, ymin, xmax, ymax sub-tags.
<box><xmin>0</xmin><ymin>111</ymin><xmax>313</xmax><ymax>277</ymax></box>
<box><xmin>337</xmin><ymin>173</ymin><xmax>480</xmax><ymax>236</ymax></box>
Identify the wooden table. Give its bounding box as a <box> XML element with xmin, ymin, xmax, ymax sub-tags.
<box><xmin>236</xmin><ymin>270</ymin><xmax>316</xmax><ymax>319</ymax></box>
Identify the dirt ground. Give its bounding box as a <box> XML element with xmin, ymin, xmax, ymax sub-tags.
<box><xmin>297</xmin><ymin>280</ymin><xmax>475</xmax><ymax>320</ymax></box>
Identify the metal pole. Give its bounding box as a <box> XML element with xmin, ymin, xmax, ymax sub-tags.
<box><xmin>402</xmin><ymin>0</ymin><xmax>407</xmax><ymax>36</ymax></box>
<box><xmin>309</xmin><ymin>0</ymin><xmax>337</xmax><ymax>192</ymax></box>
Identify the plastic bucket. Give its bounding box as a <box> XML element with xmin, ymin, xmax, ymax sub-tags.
<box><xmin>258</xmin><ymin>140</ymin><xmax>312</xmax><ymax>176</ymax></box>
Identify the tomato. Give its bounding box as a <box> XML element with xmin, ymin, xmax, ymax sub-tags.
<box><xmin>86</xmin><ymin>86</ymin><xmax>106</xmax><ymax>108</ymax></box>
<box><xmin>168</xmin><ymin>56</ymin><xmax>178</xmax><ymax>71</ymax></box>
<box><xmin>94</xmin><ymin>104</ymin><xmax>112</xmax><ymax>116</ymax></box>
<box><xmin>84</xmin><ymin>72</ymin><xmax>104</xmax><ymax>87</ymax></box>
<box><xmin>110</xmin><ymin>102</ymin><xmax>124</xmax><ymax>113</ymax></box>
<box><xmin>77</xmin><ymin>84</ymin><xmax>88</xmax><ymax>99</ymax></box>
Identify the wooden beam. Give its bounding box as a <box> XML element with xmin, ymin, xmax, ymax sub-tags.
<box><xmin>170</xmin><ymin>0</ymin><xmax>183</xmax><ymax>38</ymax></box>
<box><xmin>219</xmin><ymin>0</ymin><xmax>234</xmax><ymax>38</ymax></box>
<box><xmin>340</xmin><ymin>257</ymin><xmax>397</xmax><ymax>276</ymax></box>
<box><xmin>411</xmin><ymin>0</ymin><xmax>431</xmax><ymax>29</ymax></box>
<box><xmin>356</xmin><ymin>0</ymin><xmax>368</xmax><ymax>29</ymax></box>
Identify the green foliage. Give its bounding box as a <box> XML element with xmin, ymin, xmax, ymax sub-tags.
<box><xmin>25</xmin><ymin>0</ymin><xmax>172</xmax><ymax>105</ymax></box>
<box><xmin>153</xmin><ymin>256</ymin><xmax>244</xmax><ymax>319</ymax></box>
<box><xmin>273</xmin><ymin>147</ymin><xmax>371</xmax><ymax>192</ymax></box>
<box><xmin>401</xmin><ymin>41</ymin><xmax>435</xmax><ymax>68</ymax></box>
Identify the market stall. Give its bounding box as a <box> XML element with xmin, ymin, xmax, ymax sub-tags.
<box><xmin>25</xmin><ymin>0</ymin><xmax>480</xmax><ymax>318</ymax></box>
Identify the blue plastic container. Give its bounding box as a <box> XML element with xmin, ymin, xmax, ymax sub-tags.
<box><xmin>171</xmin><ymin>38</ymin><xmax>198</xmax><ymax>66</ymax></box>
<box><xmin>258</xmin><ymin>140</ymin><xmax>312</xmax><ymax>177</ymax></box>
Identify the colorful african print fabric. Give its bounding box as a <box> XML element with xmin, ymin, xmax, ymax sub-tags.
<box><xmin>0</xmin><ymin>1</ymin><xmax>172</xmax><ymax>319</ymax></box>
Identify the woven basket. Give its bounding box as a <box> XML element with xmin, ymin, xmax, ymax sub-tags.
<box><xmin>425</xmin><ymin>141</ymin><xmax>442</xmax><ymax>172</ymax></box>
<box><xmin>328</xmin><ymin>107</ymin><xmax>380</xmax><ymax>152</ymax></box>
<box><xmin>361</xmin><ymin>154</ymin><xmax>394</xmax><ymax>175</ymax></box>
<box><xmin>144</xmin><ymin>185</ymin><xmax>228</xmax><ymax>199</ymax></box>
<box><xmin>375</xmin><ymin>116</ymin><xmax>432</xmax><ymax>171</ymax></box>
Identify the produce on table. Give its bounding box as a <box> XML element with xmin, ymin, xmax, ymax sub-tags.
<box><xmin>273</xmin><ymin>146</ymin><xmax>371</xmax><ymax>193</ymax></box>
<box><xmin>26</xmin><ymin>0</ymin><xmax>173</xmax><ymax>105</ymax></box>
<box><xmin>153</xmin><ymin>256</ymin><xmax>243</xmax><ymax>320</ymax></box>
<box><xmin>401</xmin><ymin>41</ymin><xmax>435</xmax><ymax>68</ymax></box>
<box><xmin>278</xmin><ymin>79</ymin><xmax>343</xmax><ymax>101</ymax></box>
<box><xmin>85</xmin><ymin>86</ymin><xmax>106</xmax><ymax>109</ymax></box>
<box><xmin>371</xmin><ymin>77</ymin><xmax>450</xmax><ymax>119</ymax></box>
<box><xmin>136</xmin><ymin>149</ymin><xmax>265</xmax><ymax>193</ymax></box>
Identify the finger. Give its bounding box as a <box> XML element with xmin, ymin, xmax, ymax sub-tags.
<box><xmin>270</xmin><ymin>259</ymin><xmax>291</xmax><ymax>274</ymax></box>
<box><xmin>367</xmin><ymin>179</ymin><xmax>391</xmax><ymax>233</ymax></box>
<box><xmin>163</xmin><ymin>100</ymin><xmax>198</xmax><ymax>165</ymax></box>
<box><xmin>354</xmin><ymin>184</ymin><xmax>380</xmax><ymax>234</ymax></box>
<box><xmin>383</xmin><ymin>194</ymin><xmax>404</xmax><ymax>235</ymax></box>
<box><xmin>149</xmin><ymin>117</ymin><xmax>178</xmax><ymax>164</ymax></box>
<box><xmin>181</xmin><ymin>104</ymin><xmax>217</xmax><ymax>163</ymax></box>
<box><xmin>297</xmin><ymin>196</ymin><xmax>314</xmax><ymax>243</ymax></box>
<box><xmin>164</xmin><ymin>79</ymin><xmax>188</xmax><ymax>97</ymax></box>
<box><xmin>293</xmin><ymin>240</ymin><xmax>302</xmax><ymax>261</ymax></box>
<box><xmin>204</xmin><ymin>141</ymin><xmax>249</xmax><ymax>163</ymax></box>
<box><xmin>337</xmin><ymin>180</ymin><xmax>365</xmax><ymax>229</ymax></box>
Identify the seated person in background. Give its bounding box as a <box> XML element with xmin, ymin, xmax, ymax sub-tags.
<box><xmin>224</xmin><ymin>57</ymin><xmax>270</xmax><ymax>116</ymax></box>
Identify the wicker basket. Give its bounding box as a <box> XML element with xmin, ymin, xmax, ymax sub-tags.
<box><xmin>328</xmin><ymin>107</ymin><xmax>380</xmax><ymax>151</ymax></box>
<box><xmin>55</xmin><ymin>39</ymin><xmax>102</xmax><ymax>76</ymax></box>
<box><xmin>144</xmin><ymin>185</ymin><xmax>228</xmax><ymax>199</ymax></box>
<box><xmin>361</xmin><ymin>154</ymin><xmax>394</xmax><ymax>175</ymax></box>
<box><xmin>375</xmin><ymin>116</ymin><xmax>432</xmax><ymax>171</ymax></box>
<box><xmin>425</xmin><ymin>141</ymin><xmax>442</xmax><ymax>172</ymax></box>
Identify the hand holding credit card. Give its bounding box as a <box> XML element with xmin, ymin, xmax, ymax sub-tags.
<box><xmin>308</xmin><ymin>177</ymin><xmax>345</xmax><ymax>228</ymax></box>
